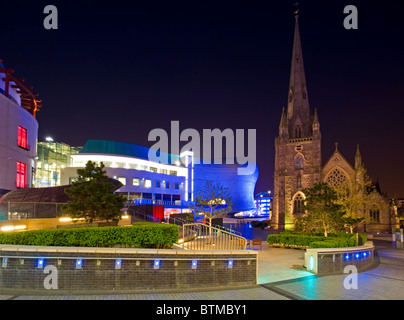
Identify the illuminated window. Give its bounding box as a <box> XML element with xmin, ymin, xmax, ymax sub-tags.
<box><xmin>133</xmin><ymin>178</ymin><xmax>140</xmax><ymax>186</ymax></box>
<box><xmin>17</xmin><ymin>126</ymin><xmax>28</xmax><ymax>149</ymax></box>
<box><xmin>150</xmin><ymin>167</ymin><xmax>158</xmax><ymax>173</ymax></box>
<box><xmin>145</xmin><ymin>179</ymin><xmax>152</xmax><ymax>188</ymax></box>
<box><xmin>170</xmin><ymin>170</ymin><xmax>177</xmax><ymax>176</ymax></box>
<box><xmin>16</xmin><ymin>162</ymin><xmax>27</xmax><ymax>188</ymax></box>
<box><xmin>118</xmin><ymin>177</ymin><xmax>126</xmax><ymax>185</ymax></box>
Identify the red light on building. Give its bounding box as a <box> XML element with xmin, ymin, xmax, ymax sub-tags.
<box><xmin>16</xmin><ymin>162</ymin><xmax>27</xmax><ymax>188</ymax></box>
<box><xmin>18</xmin><ymin>126</ymin><xmax>28</xmax><ymax>149</ymax></box>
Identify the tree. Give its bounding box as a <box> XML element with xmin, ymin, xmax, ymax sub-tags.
<box><xmin>188</xmin><ymin>181</ymin><xmax>233</xmax><ymax>242</ymax></box>
<box><xmin>333</xmin><ymin>166</ymin><xmax>387</xmax><ymax>226</ymax></box>
<box><xmin>63</xmin><ymin>161</ymin><xmax>125</xmax><ymax>223</ymax></box>
<box><xmin>301</xmin><ymin>182</ymin><xmax>344</xmax><ymax>237</ymax></box>
<box><xmin>342</xmin><ymin>217</ymin><xmax>365</xmax><ymax>234</ymax></box>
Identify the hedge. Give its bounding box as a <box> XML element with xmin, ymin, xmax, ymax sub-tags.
<box><xmin>0</xmin><ymin>222</ymin><xmax>179</xmax><ymax>249</ymax></box>
<box><xmin>267</xmin><ymin>232</ymin><xmax>368</xmax><ymax>249</ymax></box>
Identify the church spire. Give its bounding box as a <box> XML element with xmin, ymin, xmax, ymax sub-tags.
<box><xmin>287</xmin><ymin>12</ymin><xmax>311</xmax><ymax>138</ymax></box>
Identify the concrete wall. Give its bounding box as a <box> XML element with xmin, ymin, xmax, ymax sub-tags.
<box><xmin>0</xmin><ymin>245</ymin><xmax>258</xmax><ymax>292</ymax></box>
<box><xmin>304</xmin><ymin>243</ymin><xmax>375</xmax><ymax>275</ymax></box>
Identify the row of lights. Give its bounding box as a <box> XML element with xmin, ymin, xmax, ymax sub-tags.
<box><xmin>2</xmin><ymin>258</ymin><xmax>235</xmax><ymax>270</ymax></box>
<box><xmin>0</xmin><ymin>225</ymin><xmax>27</xmax><ymax>232</ymax></box>
<box><xmin>308</xmin><ymin>250</ymin><xmax>373</xmax><ymax>272</ymax></box>
<box><xmin>344</xmin><ymin>251</ymin><xmax>372</xmax><ymax>261</ymax></box>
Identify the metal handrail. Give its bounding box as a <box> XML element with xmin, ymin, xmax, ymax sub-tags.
<box><xmin>180</xmin><ymin>223</ymin><xmax>247</xmax><ymax>251</ymax></box>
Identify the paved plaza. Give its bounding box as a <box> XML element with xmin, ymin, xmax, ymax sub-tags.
<box><xmin>1</xmin><ymin>238</ymin><xmax>403</xmax><ymax>300</ymax></box>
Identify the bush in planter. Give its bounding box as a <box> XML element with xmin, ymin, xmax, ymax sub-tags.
<box><xmin>0</xmin><ymin>222</ymin><xmax>179</xmax><ymax>249</ymax></box>
<box><xmin>267</xmin><ymin>232</ymin><xmax>368</xmax><ymax>249</ymax></box>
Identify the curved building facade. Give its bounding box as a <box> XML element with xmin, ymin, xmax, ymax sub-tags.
<box><xmin>60</xmin><ymin>140</ymin><xmax>259</xmax><ymax>216</ymax></box>
<box><xmin>0</xmin><ymin>61</ymin><xmax>41</xmax><ymax>196</ymax></box>
<box><xmin>193</xmin><ymin>162</ymin><xmax>259</xmax><ymax>214</ymax></box>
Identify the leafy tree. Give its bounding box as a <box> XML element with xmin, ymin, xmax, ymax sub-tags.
<box><xmin>63</xmin><ymin>161</ymin><xmax>125</xmax><ymax>223</ymax></box>
<box><xmin>333</xmin><ymin>166</ymin><xmax>387</xmax><ymax>225</ymax></box>
<box><xmin>342</xmin><ymin>217</ymin><xmax>365</xmax><ymax>234</ymax></box>
<box><xmin>188</xmin><ymin>181</ymin><xmax>233</xmax><ymax>241</ymax></box>
<box><xmin>301</xmin><ymin>182</ymin><xmax>344</xmax><ymax>237</ymax></box>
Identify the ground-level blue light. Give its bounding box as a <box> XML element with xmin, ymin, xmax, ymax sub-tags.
<box><xmin>344</xmin><ymin>254</ymin><xmax>350</xmax><ymax>261</ymax></box>
<box><xmin>363</xmin><ymin>252</ymin><xmax>367</xmax><ymax>257</ymax></box>
<box><xmin>309</xmin><ymin>256</ymin><xmax>314</xmax><ymax>271</ymax></box>
<box><xmin>76</xmin><ymin>259</ymin><xmax>83</xmax><ymax>269</ymax></box>
<box><xmin>115</xmin><ymin>259</ymin><xmax>122</xmax><ymax>269</ymax></box>
<box><xmin>38</xmin><ymin>258</ymin><xmax>44</xmax><ymax>268</ymax></box>
<box><xmin>228</xmin><ymin>260</ymin><xmax>233</xmax><ymax>268</ymax></box>
<box><xmin>154</xmin><ymin>260</ymin><xmax>161</xmax><ymax>269</ymax></box>
<box><xmin>355</xmin><ymin>253</ymin><xmax>360</xmax><ymax>259</ymax></box>
<box><xmin>192</xmin><ymin>260</ymin><xmax>198</xmax><ymax>269</ymax></box>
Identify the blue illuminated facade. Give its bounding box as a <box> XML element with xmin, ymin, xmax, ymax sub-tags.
<box><xmin>193</xmin><ymin>161</ymin><xmax>259</xmax><ymax>214</ymax></box>
<box><xmin>254</xmin><ymin>192</ymin><xmax>272</xmax><ymax>218</ymax></box>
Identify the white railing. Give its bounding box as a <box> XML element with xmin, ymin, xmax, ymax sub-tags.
<box><xmin>180</xmin><ymin>223</ymin><xmax>247</xmax><ymax>250</ymax></box>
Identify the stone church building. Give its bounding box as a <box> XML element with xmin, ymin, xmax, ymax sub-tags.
<box><xmin>272</xmin><ymin>14</ymin><xmax>390</xmax><ymax>232</ymax></box>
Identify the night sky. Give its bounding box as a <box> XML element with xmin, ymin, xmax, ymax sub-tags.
<box><xmin>2</xmin><ymin>1</ymin><xmax>404</xmax><ymax>197</ymax></box>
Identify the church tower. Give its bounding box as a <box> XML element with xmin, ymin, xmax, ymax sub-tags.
<box><xmin>272</xmin><ymin>12</ymin><xmax>322</xmax><ymax>230</ymax></box>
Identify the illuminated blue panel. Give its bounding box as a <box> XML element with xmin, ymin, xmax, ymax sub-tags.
<box><xmin>193</xmin><ymin>162</ymin><xmax>259</xmax><ymax>213</ymax></box>
<box><xmin>228</xmin><ymin>260</ymin><xmax>233</xmax><ymax>268</ymax></box>
<box><xmin>37</xmin><ymin>258</ymin><xmax>44</xmax><ymax>268</ymax></box>
<box><xmin>115</xmin><ymin>259</ymin><xmax>122</xmax><ymax>269</ymax></box>
<box><xmin>154</xmin><ymin>259</ymin><xmax>161</xmax><ymax>269</ymax></box>
<box><xmin>309</xmin><ymin>256</ymin><xmax>314</xmax><ymax>271</ymax></box>
<box><xmin>191</xmin><ymin>260</ymin><xmax>198</xmax><ymax>269</ymax></box>
<box><xmin>76</xmin><ymin>259</ymin><xmax>83</xmax><ymax>269</ymax></box>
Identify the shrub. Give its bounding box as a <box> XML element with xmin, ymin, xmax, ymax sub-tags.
<box><xmin>267</xmin><ymin>232</ymin><xmax>368</xmax><ymax>249</ymax></box>
<box><xmin>0</xmin><ymin>222</ymin><xmax>179</xmax><ymax>249</ymax></box>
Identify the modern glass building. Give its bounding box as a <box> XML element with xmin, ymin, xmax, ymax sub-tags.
<box><xmin>60</xmin><ymin>140</ymin><xmax>192</xmax><ymax>211</ymax></box>
<box><xmin>36</xmin><ymin>140</ymin><xmax>81</xmax><ymax>188</ymax></box>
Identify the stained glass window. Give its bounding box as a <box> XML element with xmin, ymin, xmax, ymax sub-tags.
<box><xmin>326</xmin><ymin>168</ymin><xmax>348</xmax><ymax>187</ymax></box>
<box><xmin>295</xmin><ymin>154</ymin><xmax>304</xmax><ymax>169</ymax></box>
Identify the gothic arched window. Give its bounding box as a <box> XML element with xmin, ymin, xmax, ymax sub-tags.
<box><xmin>326</xmin><ymin>168</ymin><xmax>348</xmax><ymax>187</ymax></box>
<box><xmin>370</xmin><ymin>207</ymin><xmax>380</xmax><ymax>223</ymax></box>
<box><xmin>293</xmin><ymin>194</ymin><xmax>304</xmax><ymax>214</ymax></box>
<box><xmin>295</xmin><ymin>154</ymin><xmax>304</xmax><ymax>170</ymax></box>
<box><xmin>295</xmin><ymin>125</ymin><xmax>302</xmax><ymax>139</ymax></box>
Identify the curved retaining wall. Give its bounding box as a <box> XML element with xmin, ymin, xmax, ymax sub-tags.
<box><xmin>304</xmin><ymin>243</ymin><xmax>375</xmax><ymax>275</ymax></box>
<box><xmin>0</xmin><ymin>245</ymin><xmax>257</xmax><ymax>292</ymax></box>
